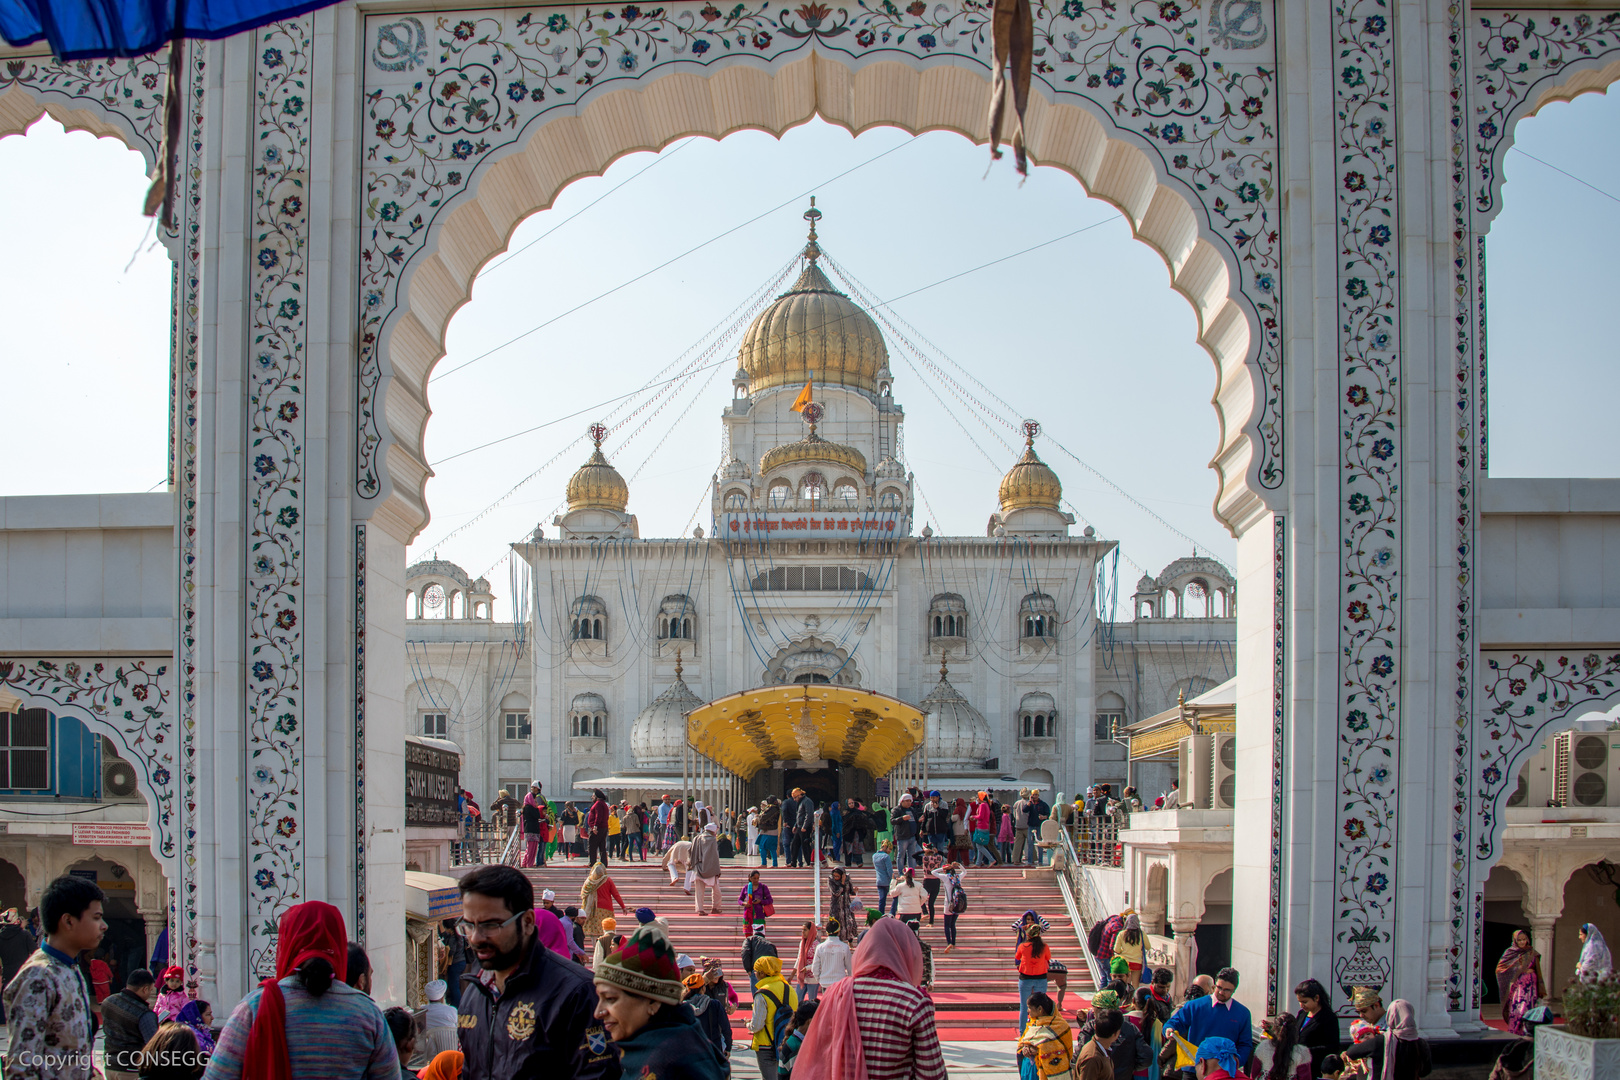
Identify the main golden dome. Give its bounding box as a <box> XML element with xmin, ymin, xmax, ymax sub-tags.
<box><xmin>736</xmin><ymin>210</ymin><xmax>888</xmax><ymax>396</ymax></box>
<box><xmin>566</xmin><ymin>440</ymin><xmax>630</xmax><ymax>513</ymax></box>
<box><xmin>999</xmin><ymin>439</ymin><xmax>1063</xmax><ymax>512</ymax></box>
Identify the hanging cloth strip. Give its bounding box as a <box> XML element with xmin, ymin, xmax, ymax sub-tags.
<box><xmin>988</xmin><ymin>0</ymin><xmax>1033</xmax><ymax>177</ymax></box>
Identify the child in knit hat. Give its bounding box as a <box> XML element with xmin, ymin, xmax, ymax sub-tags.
<box><xmin>594</xmin><ymin>921</ymin><xmax>727</xmax><ymax>1080</ymax></box>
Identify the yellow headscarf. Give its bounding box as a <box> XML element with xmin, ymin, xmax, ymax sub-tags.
<box><xmin>753</xmin><ymin>955</ymin><xmax>783</xmax><ymax>978</ymax></box>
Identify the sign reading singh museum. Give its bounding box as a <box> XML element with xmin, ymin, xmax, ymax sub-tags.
<box><xmin>405</xmin><ymin>738</ymin><xmax>460</xmax><ymax>828</ymax></box>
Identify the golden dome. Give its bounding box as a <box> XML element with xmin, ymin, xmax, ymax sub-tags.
<box><xmin>999</xmin><ymin>437</ymin><xmax>1063</xmax><ymax>512</ymax></box>
<box><xmin>566</xmin><ymin>431</ymin><xmax>629</xmax><ymax>513</ymax></box>
<box><xmin>760</xmin><ymin>432</ymin><xmax>867</xmax><ymax>479</ymax></box>
<box><xmin>736</xmin><ymin>207</ymin><xmax>888</xmax><ymax>396</ymax></box>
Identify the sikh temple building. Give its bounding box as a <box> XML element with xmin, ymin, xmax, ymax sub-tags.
<box><xmin>403</xmin><ymin>226</ymin><xmax>1237</xmax><ymax>808</ymax></box>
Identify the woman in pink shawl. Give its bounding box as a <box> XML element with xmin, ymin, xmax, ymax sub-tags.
<box><xmin>533</xmin><ymin>906</ymin><xmax>573</xmax><ymax>960</ymax></box>
<box><xmin>791</xmin><ymin>917</ymin><xmax>947</xmax><ymax>1080</ymax></box>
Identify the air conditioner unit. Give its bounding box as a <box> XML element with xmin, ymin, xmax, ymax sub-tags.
<box><xmin>1179</xmin><ymin>735</ymin><xmax>1214</xmax><ymax>809</ymax></box>
<box><xmin>1210</xmin><ymin>732</ymin><xmax>1237</xmax><ymax>810</ymax></box>
<box><xmin>103</xmin><ymin>753</ymin><xmax>140</xmax><ymax>799</ymax></box>
<box><xmin>1553</xmin><ymin>731</ymin><xmax>1620</xmax><ymax>808</ymax></box>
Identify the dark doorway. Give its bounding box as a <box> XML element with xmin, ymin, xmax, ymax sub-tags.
<box><xmin>783</xmin><ymin>764</ymin><xmax>840</xmax><ymax>808</ymax></box>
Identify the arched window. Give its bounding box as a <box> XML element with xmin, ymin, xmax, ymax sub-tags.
<box><xmin>833</xmin><ymin>483</ymin><xmax>859</xmax><ymax>507</ymax></box>
<box><xmin>928</xmin><ymin>593</ymin><xmax>967</xmax><ymax>640</ymax></box>
<box><xmin>1022</xmin><ymin>714</ymin><xmax>1032</xmax><ymax>738</ymax></box>
<box><xmin>1034</xmin><ymin>713</ymin><xmax>1046</xmax><ymax>737</ymax></box>
<box><xmin>768</xmin><ymin>482</ymin><xmax>792</xmax><ymax>508</ymax></box>
<box><xmin>571</xmin><ymin>597</ymin><xmax>607</xmax><ymax>643</ymax></box>
<box><xmin>1020</xmin><ymin>592</ymin><xmax>1058</xmax><ymax>640</ymax></box>
<box><xmin>1019</xmin><ymin>692</ymin><xmax>1057</xmax><ymax>742</ymax></box>
<box><xmin>593</xmin><ymin>715</ymin><xmax>603</xmax><ymax>737</ymax></box>
<box><xmin>878</xmin><ymin>489</ymin><xmax>902</xmax><ymax>509</ymax></box>
<box><xmin>658</xmin><ymin>595</ymin><xmax>696</xmax><ymax>642</ymax></box>
<box><xmin>724</xmin><ymin>489</ymin><xmax>747</xmax><ymax>509</ymax></box>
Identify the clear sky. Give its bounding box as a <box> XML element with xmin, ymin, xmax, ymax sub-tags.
<box><xmin>2</xmin><ymin>88</ymin><xmax>1615</xmax><ymax>620</ymax></box>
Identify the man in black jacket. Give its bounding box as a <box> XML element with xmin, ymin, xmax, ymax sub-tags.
<box><xmin>102</xmin><ymin>967</ymin><xmax>158</xmax><ymax>1080</ymax></box>
<box><xmin>794</xmin><ymin>792</ymin><xmax>816</xmax><ymax>866</ymax></box>
<box><xmin>457</xmin><ymin>865</ymin><xmax>619</xmax><ymax>1080</ymax></box>
<box><xmin>779</xmin><ymin>791</ymin><xmax>802</xmax><ymax>867</ymax></box>
<box><xmin>741</xmin><ymin>926</ymin><xmax>777</xmax><ymax>992</ymax></box>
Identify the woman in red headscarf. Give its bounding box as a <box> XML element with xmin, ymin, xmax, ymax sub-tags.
<box><xmin>202</xmin><ymin>901</ymin><xmax>401</xmax><ymax>1080</ymax></box>
<box><xmin>791</xmin><ymin>917</ymin><xmax>947</xmax><ymax>1080</ymax></box>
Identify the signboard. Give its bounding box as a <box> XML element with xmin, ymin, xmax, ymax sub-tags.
<box><xmin>72</xmin><ymin>823</ymin><xmax>152</xmax><ymax>846</ymax></box>
<box><xmin>722</xmin><ymin>511</ymin><xmax>904</xmax><ymax>539</ymax></box>
<box><xmin>873</xmin><ymin>778</ymin><xmax>891</xmax><ymax>799</ymax></box>
<box><xmin>406</xmin><ymin>739</ymin><xmax>461</xmax><ymax>827</ymax></box>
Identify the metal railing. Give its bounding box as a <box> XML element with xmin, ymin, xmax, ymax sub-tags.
<box><xmin>1054</xmin><ymin>825</ymin><xmax>1108</xmax><ymax>990</ymax></box>
<box><xmin>1068</xmin><ymin>818</ymin><xmax>1123</xmax><ymax>866</ymax></box>
<box><xmin>451</xmin><ymin>822</ymin><xmax>509</xmax><ymax>866</ymax></box>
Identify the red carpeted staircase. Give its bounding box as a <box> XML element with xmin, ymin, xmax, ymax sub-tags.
<box><xmin>522</xmin><ymin>858</ymin><xmax>1090</xmax><ymax>1038</ymax></box>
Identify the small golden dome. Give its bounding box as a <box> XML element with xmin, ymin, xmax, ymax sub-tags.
<box><xmin>736</xmin><ymin>206</ymin><xmax>888</xmax><ymax>396</ymax></box>
<box><xmin>999</xmin><ymin>436</ymin><xmax>1062</xmax><ymax>512</ymax></box>
<box><xmin>566</xmin><ymin>428</ymin><xmax>629</xmax><ymax>512</ymax></box>
<box><xmin>760</xmin><ymin>432</ymin><xmax>867</xmax><ymax>479</ymax></box>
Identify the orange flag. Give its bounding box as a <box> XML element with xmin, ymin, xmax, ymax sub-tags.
<box><xmin>790</xmin><ymin>381</ymin><xmax>813</xmax><ymax>413</ymax></box>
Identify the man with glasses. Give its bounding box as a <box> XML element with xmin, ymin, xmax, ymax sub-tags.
<box><xmin>1164</xmin><ymin>967</ymin><xmax>1252</xmax><ymax>1080</ymax></box>
<box><xmin>455</xmin><ymin>865</ymin><xmax>619</xmax><ymax>1079</ymax></box>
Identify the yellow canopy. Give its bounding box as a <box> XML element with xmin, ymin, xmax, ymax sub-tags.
<box><xmin>685</xmin><ymin>685</ymin><xmax>926</xmax><ymax>780</ymax></box>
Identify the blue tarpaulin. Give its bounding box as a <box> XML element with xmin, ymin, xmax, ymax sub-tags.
<box><xmin>0</xmin><ymin>0</ymin><xmax>339</xmax><ymax>59</ymax></box>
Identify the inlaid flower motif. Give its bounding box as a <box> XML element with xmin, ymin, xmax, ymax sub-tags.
<box><xmin>1345</xmin><ymin>709</ymin><xmax>1370</xmax><ymax>732</ymax></box>
<box><xmin>1347</xmin><ymin>492</ymin><xmax>1372</xmax><ymax>515</ymax></box>
<box><xmin>264</xmin><ymin>145</ymin><xmax>280</xmax><ymax>164</ymax></box>
<box><xmin>1347</xmin><ymin>385</ymin><xmax>1369</xmax><ymax>406</ymax></box>
<box><xmin>1347</xmin><ymin>600</ymin><xmax>1371</xmax><ymax>623</ymax></box>
<box><xmin>1343</xmin><ymin>171</ymin><xmax>1366</xmax><ymax>192</ymax></box>
<box><xmin>254</xmin><ymin>454</ymin><xmax>275</xmax><ymax>476</ymax></box>
<box><xmin>918</xmin><ymin>33</ymin><xmax>937</xmax><ymax>48</ymax></box>
<box><xmin>142</xmin><ymin>72</ymin><xmax>159</xmax><ymax>89</ymax></box>
<box><xmin>1369</xmin><ymin>767</ymin><xmax>1388</xmax><ymax>785</ymax></box>
<box><xmin>1477</xmin><ymin>120</ymin><xmax>1497</xmax><ymax>140</ymax></box>
<box><xmin>1104</xmin><ymin>64</ymin><xmax>1125</xmax><ymax>87</ymax></box>
<box><xmin>277</xmin><ymin>402</ymin><xmax>298</xmax><ymax>422</ymax></box>
<box><xmin>1362</xmin><ymin>15</ymin><xmax>1385</xmax><ymax>35</ymax></box>
<box><xmin>1158</xmin><ymin>1</ymin><xmax>1181</xmax><ymax>20</ymax></box>
<box><xmin>450</xmin><ymin>140</ymin><xmax>475</xmax><ymax>159</ymax></box>
<box><xmin>252</xmin><ymin>661</ymin><xmax>275</xmax><ymax>682</ymax></box>
<box><xmin>154</xmin><ymin>767</ymin><xmax>171</xmax><ymax>786</ymax></box>
<box><xmin>282</xmin><ymin>95</ymin><xmax>303</xmax><ymax>116</ymax></box>
<box><xmin>508</xmin><ymin>81</ymin><xmax>528</xmax><ymax>101</ymax></box>
<box><xmin>274</xmin><ymin>609</ymin><xmax>297</xmax><ymax>630</ymax></box>
<box><xmin>280</xmin><ymin>196</ymin><xmax>302</xmax><ymax>217</ymax></box>
<box><xmin>1341</xmin><ymin>66</ymin><xmax>1365</xmax><ymax>88</ymax></box>
<box><xmin>257</xmin><ymin>248</ymin><xmax>280</xmax><ymax>269</ymax></box>
<box><xmin>376</xmin><ymin>119</ymin><xmax>395</xmax><ymax>139</ymax></box>
<box><xmin>1501</xmin><ymin>37</ymin><xmax>1519</xmax><ymax>54</ymax></box>
<box><xmin>1172</xmin><ymin>154</ymin><xmax>1189</xmax><ymax>169</ymax></box>
<box><xmin>1482</xmin><ymin>765</ymin><xmax>1502</xmax><ymax>786</ymax></box>
<box><xmin>255</xmin><ymin>556</ymin><xmax>274</xmax><ymax>575</ymax></box>
<box><xmin>1087</xmin><ymin>74</ymin><xmax>1101</xmax><ymax>88</ymax></box>
<box><xmin>1174</xmin><ymin>62</ymin><xmax>1195</xmax><ymax>82</ymax></box>
<box><xmin>452</xmin><ymin>20</ymin><xmax>475</xmax><ymax>39</ymax></box>
<box><xmin>618</xmin><ymin>52</ymin><xmax>638</xmax><ymax>71</ymax></box>
<box><xmin>1366</xmin><ymin>224</ymin><xmax>1390</xmax><ymax>246</ymax></box>
<box><xmin>1370</xmin><ymin>548</ymin><xmax>1392</xmax><ymax>568</ymax></box>
<box><xmin>1344</xmin><ymin>278</ymin><xmax>1368</xmax><ymax>300</ymax></box>
<box><xmin>1255</xmin><ymin>274</ymin><xmax>1274</xmax><ymax>293</ymax></box>
<box><xmin>365</xmin><ymin>291</ymin><xmax>382</xmax><ymax>309</ymax></box>
<box><xmin>276</xmin><ymin>298</ymin><xmax>300</xmax><ymax>320</ymax></box>
<box><xmin>547</xmin><ymin>12</ymin><xmax>570</xmax><ymax>31</ymax></box>
<box><xmin>1344</xmin><ymin>818</ymin><xmax>1367</xmax><ymax>841</ymax></box>
<box><xmin>1365</xmin><ymin>118</ymin><xmax>1385</xmax><ymax>137</ymax></box>
<box><xmin>274</xmin><ymin>713</ymin><xmax>298</xmax><ymax>734</ymax></box>
<box><xmin>276</xmin><ymin>506</ymin><xmax>300</xmax><ymax>527</ymax></box>
<box><xmin>1241</xmin><ymin>96</ymin><xmax>1263</xmax><ymax>118</ymax></box>
<box><xmin>1365</xmin><ymin>872</ymin><xmax>1388</xmax><ymax>894</ymax></box>
<box><xmin>1369</xmin><ymin>438</ymin><xmax>1394</xmax><ymax>460</ymax></box>
<box><xmin>692</xmin><ymin>39</ymin><xmax>711</xmax><ymax>54</ymax></box>
<box><xmin>255</xmin><ymin>869</ymin><xmax>277</xmax><ymax>889</ymax></box>
<box><xmin>254</xmin><ymin>767</ymin><xmax>273</xmax><ymax>785</ymax></box>
<box><xmin>1237</xmin><ymin>182</ymin><xmax>1259</xmax><ymax>204</ymax></box>
<box><xmin>752</xmin><ymin>31</ymin><xmax>772</xmax><ymax>48</ymax></box>
<box><xmin>1369</xmin><ymin>655</ymin><xmax>1394</xmax><ymax>677</ymax></box>
<box><xmin>447</xmin><ymin>171</ymin><xmax>463</xmax><ymax>185</ymax></box>
<box><xmin>379</xmin><ymin>201</ymin><xmax>401</xmax><ymax>222</ymax></box>
<box><xmin>131</xmin><ymin>683</ymin><xmax>150</xmax><ymax>700</ymax></box>
<box><xmin>1060</xmin><ymin>0</ymin><xmax>1083</xmax><ymax>17</ymax></box>
<box><xmin>700</xmin><ymin>3</ymin><xmax>719</xmax><ymax>19</ymax></box>
<box><xmin>1508</xmin><ymin>678</ymin><xmax>1527</xmax><ymax>697</ymax></box>
<box><xmin>856</xmin><ymin>28</ymin><xmax>875</xmax><ymax>46</ymax></box>
<box><xmin>1159</xmin><ymin>123</ymin><xmax>1184</xmax><ymax>144</ymax></box>
<box><xmin>276</xmin><ymin>816</ymin><xmax>298</xmax><ymax>837</ymax></box>
<box><xmin>622</xmin><ymin>4</ymin><xmax>641</xmax><ymax>18</ymax></box>
<box><xmin>262</xmin><ymin>47</ymin><xmax>284</xmax><ymax>68</ymax></box>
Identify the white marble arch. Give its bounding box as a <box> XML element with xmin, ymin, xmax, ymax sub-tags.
<box><xmin>358</xmin><ymin>38</ymin><xmax>1286</xmax><ymax>543</ymax></box>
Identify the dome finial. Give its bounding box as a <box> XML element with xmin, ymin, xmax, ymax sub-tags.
<box><xmin>803</xmin><ymin>196</ymin><xmax>822</xmax><ymax>264</ymax></box>
<box><xmin>589</xmin><ymin>421</ymin><xmax>609</xmax><ymax>449</ymax></box>
<box><xmin>801</xmin><ymin>399</ymin><xmax>824</xmax><ymax>438</ymax></box>
<box><xmin>675</xmin><ymin>648</ymin><xmax>683</xmax><ymax>681</ymax></box>
<box><xmin>1022</xmin><ymin>418</ymin><xmax>1041</xmax><ymax>448</ymax></box>
<box><xmin>939</xmin><ymin>651</ymin><xmax>949</xmax><ymax>683</ymax></box>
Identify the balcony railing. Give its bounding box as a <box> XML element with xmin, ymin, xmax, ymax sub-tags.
<box><xmin>451</xmin><ymin>822</ymin><xmax>508</xmax><ymax>866</ymax></box>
